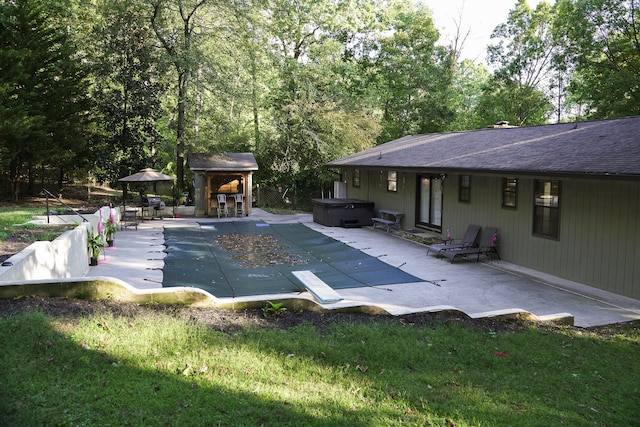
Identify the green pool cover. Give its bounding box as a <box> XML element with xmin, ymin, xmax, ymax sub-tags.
<box><xmin>162</xmin><ymin>222</ymin><xmax>420</xmax><ymax>298</ymax></box>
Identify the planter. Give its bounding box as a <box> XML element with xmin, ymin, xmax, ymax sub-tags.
<box><xmin>107</xmin><ymin>238</ymin><xmax>114</xmax><ymax>247</ymax></box>
<box><xmin>89</xmin><ymin>257</ymin><xmax>98</xmax><ymax>266</ymax></box>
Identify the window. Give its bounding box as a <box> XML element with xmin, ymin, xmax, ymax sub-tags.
<box><xmin>352</xmin><ymin>169</ymin><xmax>361</xmax><ymax>188</ymax></box>
<box><xmin>387</xmin><ymin>170</ymin><xmax>397</xmax><ymax>192</ymax></box>
<box><xmin>533</xmin><ymin>180</ymin><xmax>560</xmax><ymax>238</ymax></box>
<box><xmin>459</xmin><ymin>175</ymin><xmax>471</xmax><ymax>202</ymax></box>
<box><xmin>502</xmin><ymin>178</ymin><xmax>518</xmax><ymax>208</ymax></box>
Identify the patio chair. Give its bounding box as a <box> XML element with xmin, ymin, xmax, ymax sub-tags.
<box><xmin>426</xmin><ymin>225</ymin><xmax>480</xmax><ymax>257</ymax></box>
<box><xmin>233</xmin><ymin>193</ymin><xmax>245</xmax><ymax>217</ymax></box>
<box><xmin>442</xmin><ymin>227</ymin><xmax>500</xmax><ymax>263</ymax></box>
<box><xmin>216</xmin><ymin>194</ymin><xmax>228</xmax><ymax>218</ymax></box>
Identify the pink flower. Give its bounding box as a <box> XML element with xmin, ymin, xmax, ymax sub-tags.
<box><xmin>98</xmin><ymin>210</ymin><xmax>104</xmax><ymax>234</ymax></box>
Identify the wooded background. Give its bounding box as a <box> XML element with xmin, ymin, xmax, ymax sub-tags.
<box><xmin>1</xmin><ymin>0</ymin><xmax>638</xmax><ymax>204</ymax></box>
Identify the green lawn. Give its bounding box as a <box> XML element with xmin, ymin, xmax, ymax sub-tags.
<box><xmin>0</xmin><ymin>207</ymin><xmax>75</xmax><ymax>247</ymax></box>
<box><xmin>1</xmin><ymin>308</ymin><xmax>638</xmax><ymax>426</ymax></box>
<box><xmin>0</xmin><ymin>207</ymin><xmax>45</xmax><ymax>239</ymax></box>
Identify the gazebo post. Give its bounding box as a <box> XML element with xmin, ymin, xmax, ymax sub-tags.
<box><xmin>121</xmin><ymin>183</ymin><xmax>127</xmax><ymax>215</ymax></box>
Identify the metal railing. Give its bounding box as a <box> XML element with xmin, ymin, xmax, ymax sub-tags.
<box><xmin>42</xmin><ymin>189</ymin><xmax>89</xmax><ymax>223</ymax></box>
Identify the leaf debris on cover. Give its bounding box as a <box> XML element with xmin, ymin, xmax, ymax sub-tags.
<box><xmin>213</xmin><ymin>233</ymin><xmax>309</xmax><ymax>268</ymax></box>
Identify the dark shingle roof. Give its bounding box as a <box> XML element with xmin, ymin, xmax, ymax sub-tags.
<box><xmin>188</xmin><ymin>153</ymin><xmax>258</xmax><ymax>172</ymax></box>
<box><xmin>328</xmin><ymin>116</ymin><xmax>640</xmax><ymax>178</ymax></box>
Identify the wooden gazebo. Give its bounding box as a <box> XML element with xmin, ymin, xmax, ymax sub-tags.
<box><xmin>187</xmin><ymin>153</ymin><xmax>258</xmax><ymax>217</ymax></box>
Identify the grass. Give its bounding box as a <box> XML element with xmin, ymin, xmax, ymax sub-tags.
<box><xmin>0</xmin><ymin>207</ymin><xmax>74</xmax><ymax>244</ymax></box>
<box><xmin>0</xmin><ymin>207</ymin><xmax>47</xmax><ymax>239</ymax></box>
<box><xmin>1</xmin><ymin>310</ymin><xmax>639</xmax><ymax>426</ymax></box>
<box><xmin>0</xmin><ymin>207</ymin><xmax>45</xmax><ymax>225</ymax></box>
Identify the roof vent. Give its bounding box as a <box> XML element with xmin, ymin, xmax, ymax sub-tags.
<box><xmin>487</xmin><ymin>121</ymin><xmax>517</xmax><ymax>129</ymax></box>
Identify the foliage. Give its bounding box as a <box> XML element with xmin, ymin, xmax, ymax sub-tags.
<box><xmin>103</xmin><ymin>209</ymin><xmax>118</xmax><ymax>238</ymax></box>
<box><xmin>260</xmin><ymin>0</ymin><xmax>381</xmax><ymax>193</ymax></box>
<box><xmin>554</xmin><ymin>0</ymin><xmax>640</xmax><ymax>118</ymax></box>
<box><xmin>1</xmin><ymin>310</ymin><xmax>639</xmax><ymax>425</ymax></box>
<box><xmin>150</xmin><ymin>0</ymin><xmax>228</xmax><ymax>190</ymax></box>
<box><xmin>444</xmin><ymin>60</ymin><xmax>492</xmax><ymax>131</ymax></box>
<box><xmin>475</xmin><ymin>77</ymin><xmax>553</xmax><ymax>127</ymax></box>
<box><xmin>484</xmin><ymin>0</ymin><xmax>557</xmax><ymax>126</ymax></box>
<box><xmin>87</xmin><ymin>228</ymin><xmax>105</xmax><ymax>259</ymax></box>
<box><xmin>87</xmin><ymin>0</ymin><xmax>166</xmax><ymax>184</ymax></box>
<box><xmin>2</xmin><ymin>0</ymin><xmax>640</xmax><ymax>200</ymax></box>
<box><xmin>360</xmin><ymin>1</ymin><xmax>455</xmax><ymax>140</ymax></box>
<box><xmin>259</xmin><ymin>91</ymin><xmax>379</xmax><ymax>193</ymax></box>
<box><xmin>262</xmin><ymin>301</ymin><xmax>287</xmax><ymax>318</ymax></box>
<box><xmin>0</xmin><ymin>0</ymin><xmax>89</xmax><ymax>198</ymax></box>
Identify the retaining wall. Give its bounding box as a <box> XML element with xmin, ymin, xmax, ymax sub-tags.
<box><xmin>0</xmin><ymin>207</ymin><xmax>121</xmax><ymax>283</ymax></box>
<box><xmin>0</xmin><ymin>223</ymin><xmax>90</xmax><ymax>282</ymax></box>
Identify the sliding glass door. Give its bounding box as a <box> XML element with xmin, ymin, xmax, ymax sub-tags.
<box><xmin>416</xmin><ymin>175</ymin><xmax>443</xmax><ymax>230</ymax></box>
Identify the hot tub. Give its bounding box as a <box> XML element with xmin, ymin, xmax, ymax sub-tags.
<box><xmin>312</xmin><ymin>198</ymin><xmax>374</xmax><ymax>227</ymax></box>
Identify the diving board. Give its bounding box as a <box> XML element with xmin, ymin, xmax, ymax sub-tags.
<box><xmin>292</xmin><ymin>270</ymin><xmax>344</xmax><ymax>303</ymax></box>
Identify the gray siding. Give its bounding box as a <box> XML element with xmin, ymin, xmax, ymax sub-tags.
<box><xmin>442</xmin><ymin>175</ymin><xmax>640</xmax><ymax>299</ymax></box>
<box><xmin>341</xmin><ymin>168</ymin><xmax>640</xmax><ymax>299</ymax></box>
<box><xmin>342</xmin><ymin>169</ymin><xmax>417</xmax><ymax>229</ymax></box>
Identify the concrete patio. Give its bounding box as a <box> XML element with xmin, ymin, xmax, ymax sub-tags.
<box><xmin>83</xmin><ymin>209</ymin><xmax>640</xmax><ymax>328</ymax></box>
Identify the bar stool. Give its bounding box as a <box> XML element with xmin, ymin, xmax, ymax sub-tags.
<box><xmin>216</xmin><ymin>194</ymin><xmax>228</xmax><ymax>217</ymax></box>
<box><xmin>233</xmin><ymin>193</ymin><xmax>245</xmax><ymax>217</ymax></box>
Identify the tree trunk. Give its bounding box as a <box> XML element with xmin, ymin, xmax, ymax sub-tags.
<box><xmin>28</xmin><ymin>161</ymin><xmax>35</xmax><ymax>195</ymax></box>
<box><xmin>176</xmin><ymin>71</ymin><xmax>187</xmax><ymax>191</ymax></box>
<box><xmin>9</xmin><ymin>156</ymin><xmax>21</xmax><ymax>201</ymax></box>
<box><xmin>251</xmin><ymin>48</ymin><xmax>260</xmax><ymax>149</ymax></box>
<box><xmin>58</xmin><ymin>166</ymin><xmax>65</xmax><ymax>192</ymax></box>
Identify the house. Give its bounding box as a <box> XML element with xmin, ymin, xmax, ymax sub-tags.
<box><xmin>188</xmin><ymin>152</ymin><xmax>258</xmax><ymax>217</ymax></box>
<box><xmin>327</xmin><ymin>116</ymin><xmax>640</xmax><ymax>300</ymax></box>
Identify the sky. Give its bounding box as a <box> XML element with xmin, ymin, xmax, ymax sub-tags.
<box><xmin>425</xmin><ymin>0</ymin><xmax>545</xmax><ymax>64</ymax></box>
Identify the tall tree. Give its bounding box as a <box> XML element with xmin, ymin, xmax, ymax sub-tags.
<box><xmin>484</xmin><ymin>0</ymin><xmax>555</xmax><ymax>125</ymax></box>
<box><xmin>0</xmin><ymin>0</ymin><xmax>88</xmax><ymax>198</ymax></box>
<box><xmin>361</xmin><ymin>0</ymin><xmax>454</xmax><ymax>141</ymax></box>
<box><xmin>261</xmin><ymin>0</ymin><xmax>380</xmax><ymax>193</ymax></box>
<box><xmin>475</xmin><ymin>77</ymin><xmax>552</xmax><ymax>126</ymax></box>
<box><xmin>555</xmin><ymin>0</ymin><xmax>640</xmax><ymax>118</ymax></box>
<box><xmin>149</xmin><ymin>0</ymin><xmax>212</xmax><ymax>190</ymax></box>
<box><xmin>446</xmin><ymin>59</ymin><xmax>492</xmax><ymax>131</ymax></box>
<box><xmin>90</xmin><ymin>0</ymin><xmax>166</xmax><ymax>183</ymax></box>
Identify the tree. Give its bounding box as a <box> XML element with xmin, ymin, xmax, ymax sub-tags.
<box><xmin>360</xmin><ymin>0</ymin><xmax>455</xmax><ymax>141</ymax></box>
<box><xmin>0</xmin><ymin>0</ymin><xmax>88</xmax><ymax>198</ymax></box>
<box><xmin>475</xmin><ymin>77</ymin><xmax>552</xmax><ymax>127</ymax></box>
<box><xmin>149</xmin><ymin>0</ymin><xmax>212</xmax><ymax>190</ymax></box>
<box><xmin>89</xmin><ymin>0</ymin><xmax>166</xmax><ymax>183</ymax></box>
<box><xmin>485</xmin><ymin>0</ymin><xmax>556</xmax><ymax>125</ymax></box>
<box><xmin>259</xmin><ymin>0</ymin><xmax>380</xmax><ymax>196</ymax></box>
<box><xmin>445</xmin><ymin>59</ymin><xmax>492</xmax><ymax>131</ymax></box>
<box><xmin>555</xmin><ymin>0</ymin><xmax>640</xmax><ymax>118</ymax></box>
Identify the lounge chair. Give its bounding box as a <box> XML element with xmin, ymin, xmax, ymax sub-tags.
<box><xmin>426</xmin><ymin>225</ymin><xmax>481</xmax><ymax>257</ymax></box>
<box><xmin>442</xmin><ymin>227</ymin><xmax>500</xmax><ymax>263</ymax></box>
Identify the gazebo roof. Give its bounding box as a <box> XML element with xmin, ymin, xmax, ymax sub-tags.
<box><xmin>188</xmin><ymin>153</ymin><xmax>258</xmax><ymax>172</ymax></box>
<box><xmin>118</xmin><ymin>168</ymin><xmax>174</xmax><ymax>182</ymax></box>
